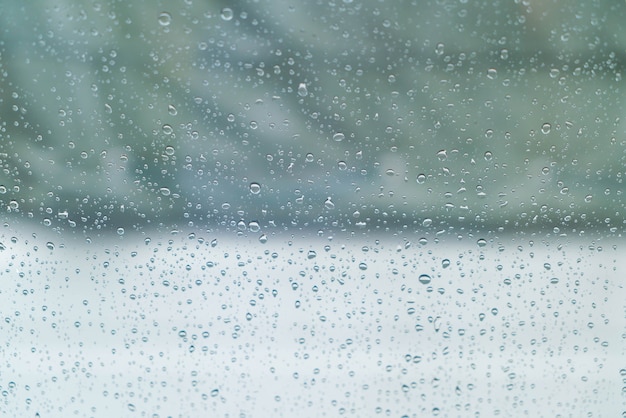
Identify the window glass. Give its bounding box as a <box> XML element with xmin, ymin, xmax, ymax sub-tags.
<box><xmin>1</xmin><ymin>1</ymin><xmax>623</xmax><ymax>416</ymax></box>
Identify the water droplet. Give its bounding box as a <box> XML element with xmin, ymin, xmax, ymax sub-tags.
<box><xmin>416</xmin><ymin>174</ymin><xmax>426</xmax><ymax>184</ymax></box>
<box><xmin>167</xmin><ymin>104</ymin><xmax>178</xmax><ymax>116</ymax></box>
<box><xmin>164</xmin><ymin>146</ymin><xmax>175</xmax><ymax>156</ymax></box>
<box><xmin>441</xmin><ymin>259</ymin><xmax>450</xmax><ymax>268</ymax></box>
<box><xmin>158</xmin><ymin>12</ymin><xmax>171</xmax><ymax>26</ymax></box>
<box><xmin>436</xmin><ymin>149</ymin><xmax>447</xmax><ymax>160</ymax></box>
<box><xmin>385</xmin><ymin>169</ymin><xmax>395</xmax><ymax>176</ymax></box>
<box><xmin>248</xmin><ymin>221</ymin><xmax>260</xmax><ymax>232</ymax></box>
<box><xmin>220</xmin><ymin>8</ymin><xmax>233</xmax><ymax>21</ymax></box>
<box><xmin>305</xmin><ymin>153</ymin><xmax>314</xmax><ymax>162</ymax></box>
<box><xmin>258</xmin><ymin>234</ymin><xmax>268</xmax><ymax>244</ymax></box>
<box><xmin>324</xmin><ymin>197</ymin><xmax>335</xmax><ymax>210</ymax></box>
<box><xmin>210</xmin><ymin>389</ymin><xmax>219</xmax><ymax>397</ymax></box>
<box><xmin>584</xmin><ymin>194</ymin><xmax>592</xmax><ymax>203</ymax></box>
<box><xmin>435</xmin><ymin>43</ymin><xmax>445</xmax><ymax>56</ymax></box>
<box><xmin>359</xmin><ymin>262</ymin><xmax>368</xmax><ymax>270</ymax></box>
<box><xmin>418</xmin><ymin>274</ymin><xmax>431</xmax><ymax>285</ymax></box>
<box><xmin>487</xmin><ymin>68</ymin><xmax>498</xmax><ymax>79</ymax></box>
<box><xmin>307</xmin><ymin>250</ymin><xmax>317</xmax><ymax>259</ymax></box>
<box><xmin>117</xmin><ymin>227</ymin><xmax>125</xmax><ymax>236</ymax></box>
<box><xmin>476</xmin><ymin>238</ymin><xmax>487</xmax><ymax>247</ymax></box>
<box><xmin>484</xmin><ymin>151</ymin><xmax>492</xmax><ymax>161</ymax></box>
<box><xmin>550</xmin><ymin>277</ymin><xmax>559</xmax><ymax>284</ymax></box>
<box><xmin>541</xmin><ymin>123</ymin><xmax>551</xmax><ymax>134</ymax></box>
<box><xmin>422</xmin><ymin>218</ymin><xmax>432</xmax><ymax>227</ymax></box>
<box><xmin>162</xmin><ymin>124</ymin><xmax>173</xmax><ymax>135</ymax></box>
<box><xmin>46</xmin><ymin>242</ymin><xmax>55</xmax><ymax>250</ymax></box>
<box><xmin>249</xmin><ymin>183</ymin><xmax>261</xmax><ymax>194</ymax></box>
<box><xmin>297</xmin><ymin>83</ymin><xmax>308</xmax><ymax>97</ymax></box>
<box><xmin>333</xmin><ymin>132</ymin><xmax>345</xmax><ymax>142</ymax></box>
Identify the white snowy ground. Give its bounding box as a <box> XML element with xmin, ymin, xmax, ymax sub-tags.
<box><xmin>0</xmin><ymin>226</ymin><xmax>623</xmax><ymax>417</ymax></box>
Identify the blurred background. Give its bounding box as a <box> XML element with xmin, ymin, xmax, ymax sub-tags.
<box><xmin>1</xmin><ymin>0</ymin><xmax>624</xmax><ymax>237</ymax></box>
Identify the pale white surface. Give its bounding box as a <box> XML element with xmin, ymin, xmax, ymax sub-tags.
<box><xmin>0</xmin><ymin>227</ymin><xmax>623</xmax><ymax>417</ymax></box>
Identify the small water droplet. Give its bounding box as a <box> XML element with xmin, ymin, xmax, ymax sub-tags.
<box><xmin>117</xmin><ymin>227</ymin><xmax>125</xmax><ymax>236</ymax></box>
<box><xmin>307</xmin><ymin>250</ymin><xmax>317</xmax><ymax>259</ymax></box>
<box><xmin>422</xmin><ymin>218</ymin><xmax>432</xmax><ymax>227</ymax></box>
<box><xmin>324</xmin><ymin>197</ymin><xmax>335</xmax><ymax>210</ymax></box>
<box><xmin>162</xmin><ymin>124</ymin><xmax>173</xmax><ymax>135</ymax></box>
<box><xmin>167</xmin><ymin>104</ymin><xmax>178</xmax><ymax>116</ymax></box>
<box><xmin>442</xmin><ymin>259</ymin><xmax>450</xmax><ymax>268</ymax></box>
<box><xmin>385</xmin><ymin>169</ymin><xmax>395</xmax><ymax>176</ymax></box>
<box><xmin>249</xmin><ymin>183</ymin><xmax>261</xmax><ymax>194</ymax></box>
<box><xmin>164</xmin><ymin>146</ymin><xmax>175</xmax><ymax>156</ymax></box>
<box><xmin>484</xmin><ymin>151</ymin><xmax>492</xmax><ymax>161</ymax></box>
<box><xmin>46</xmin><ymin>242</ymin><xmax>55</xmax><ymax>250</ymax></box>
<box><xmin>584</xmin><ymin>194</ymin><xmax>592</xmax><ymax>203</ymax></box>
<box><xmin>359</xmin><ymin>262</ymin><xmax>368</xmax><ymax>270</ymax></box>
<box><xmin>436</xmin><ymin>149</ymin><xmax>447</xmax><ymax>160</ymax></box>
<box><xmin>476</xmin><ymin>238</ymin><xmax>487</xmax><ymax>247</ymax></box>
<box><xmin>416</xmin><ymin>174</ymin><xmax>426</xmax><ymax>184</ymax></box>
<box><xmin>305</xmin><ymin>153</ymin><xmax>314</xmax><ymax>162</ymax></box>
<box><xmin>487</xmin><ymin>68</ymin><xmax>498</xmax><ymax>79</ymax></box>
<box><xmin>541</xmin><ymin>123</ymin><xmax>551</xmax><ymax>134</ymax></box>
<box><xmin>259</xmin><ymin>234</ymin><xmax>268</xmax><ymax>244</ymax></box>
<box><xmin>333</xmin><ymin>132</ymin><xmax>345</xmax><ymax>142</ymax></box>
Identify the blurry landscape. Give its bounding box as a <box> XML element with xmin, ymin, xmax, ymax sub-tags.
<box><xmin>0</xmin><ymin>0</ymin><xmax>624</xmax><ymax>237</ymax></box>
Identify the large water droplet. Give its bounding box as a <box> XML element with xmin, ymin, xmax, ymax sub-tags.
<box><xmin>297</xmin><ymin>83</ymin><xmax>308</xmax><ymax>97</ymax></box>
<box><xmin>158</xmin><ymin>12</ymin><xmax>172</xmax><ymax>26</ymax></box>
<box><xmin>418</xmin><ymin>274</ymin><xmax>431</xmax><ymax>285</ymax></box>
<box><xmin>541</xmin><ymin>123</ymin><xmax>552</xmax><ymax>134</ymax></box>
<box><xmin>333</xmin><ymin>132</ymin><xmax>345</xmax><ymax>142</ymax></box>
<box><xmin>220</xmin><ymin>8</ymin><xmax>233</xmax><ymax>21</ymax></box>
<box><xmin>249</xmin><ymin>183</ymin><xmax>261</xmax><ymax>194</ymax></box>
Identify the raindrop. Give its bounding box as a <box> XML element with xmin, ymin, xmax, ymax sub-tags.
<box><xmin>164</xmin><ymin>146</ymin><xmax>175</xmax><ymax>155</ymax></box>
<box><xmin>584</xmin><ymin>195</ymin><xmax>592</xmax><ymax>203</ymax></box>
<box><xmin>259</xmin><ymin>234</ymin><xmax>268</xmax><ymax>244</ymax></box>
<box><xmin>476</xmin><ymin>238</ymin><xmax>487</xmax><ymax>247</ymax></box>
<box><xmin>385</xmin><ymin>169</ymin><xmax>395</xmax><ymax>176</ymax></box>
<box><xmin>333</xmin><ymin>132</ymin><xmax>345</xmax><ymax>142</ymax></box>
<box><xmin>416</xmin><ymin>174</ymin><xmax>426</xmax><ymax>184</ymax></box>
<box><xmin>487</xmin><ymin>68</ymin><xmax>498</xmax><ymax>79</ymax></box>
<box><xmin>117</xmin><ymin>228</ymin><xmax>125</xmax><ymax>236</ymax></box>
<box><xmin>418</xmin><ymin>274</ymin><xmax>431</xmax><ymax>285</ymax></box>
<box><xmin>324</xmin><ymin>197</ymin><xmax>335</xmax><ymax>210</ymax></box>
<box><xmin>158</xmin><ymin>12</ymin><xmax>172</xmax><ymax>26</ymax></box>
<box><xmin>305</xmin><ymin>153</ymin><xmax>314</xmax><ymax>162</ymax></box>
<box><xmin>484</xmin><ymin>151</ymin><xmax>492</xmax><ymax>161</ymax></box>
<box><xmin>541</xmin><ymin>123</ymin><xmax>552</xmax><ymax>134</ymax></box>
<box><xmin>167</xmin><ymin>104</ymin><xmax>178</xmax><ymax>116</ymax></box>
<box><xmin>46</xmin><ymin>242</ymin><xmax>55</xmax><ymax>250</ymax></box>
<box><xmin>297</xmin><ymin>83</ymin><xmax>308</xmax><ymax>97</ymax></box>
<box><xmin>441</xmin><ymin>259</ymin><xmax>450</xmax><ymax>268</ymax></box>
<box><xmin>422</xmin><ymin>218</ymin><xmax>433</xmax><ymax>227</ymax></box>
<box><xmin>359</xmin><ymin>262</ymin><xmax>368</xmax><ymax>270</ymax></box>
<box><xmin>307</xmin><ymin>250</ymin><xmax>316</xmax><ymax>259</ymax></box>
<box><xmin>220</xmin><ymin>8</ymin><xmax>233</xmax><ymax>21</ymax></box>
<box><xmin>249</xmin><ymin>183</ymin><xmax>261</xmax><ymax>194</ymax></box>
<box><xmin>436</xmin><ymin>149</ymin><xmax>447</xmax><ymax>160</ymax></box>
<box><xmin>162</xmin><ymin>124</ymin><xmax>173</xmax><ymax>135</ymax></box>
